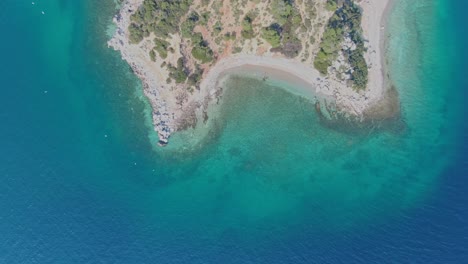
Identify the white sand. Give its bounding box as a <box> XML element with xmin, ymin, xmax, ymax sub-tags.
<box><xmin>109</xmin><ymin>0</ymin><xmax>394</xmax><ymax>145</ymax></box>
<box><xmin>202</xmin><ymin>0</ymin><xmax>393</xmax><ymax>118</ymax></box>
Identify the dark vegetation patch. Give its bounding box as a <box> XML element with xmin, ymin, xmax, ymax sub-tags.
<box><xmin>262</xmin><ymin>0</ymin><xmax>303</xmax><ymax>58</ymax></box>
<box><xmin>314</xmin><ymin>0</ymin><xmax>368</xmax><ymax>90</ymax></box>
<box><xmin>129</xmin><ymin>0</ymin><xmax>193</xmax><ymax>42</ymax></box>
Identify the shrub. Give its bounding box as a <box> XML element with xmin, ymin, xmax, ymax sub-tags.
<box><xmin>314</xmin><ymin>50</ymin><xmax>331</xmax><ymax>75</ymax></box>
<box><xmin>270</xmin><ymin>0</ymin><xmax>293</xmax><ymax>25</ymax></box>
<box><xmin>129</xmin><ymin>23</ymin><xmax>144</xmax><ymax>44</ymax></box>
<box><xmin>149</xmin><ymin>49</ymin><xmax>156</xmax><ymax>62</ymax></box>
<box><xmin>154</xmin><ymin>38</ymin><xmax>170</xmax><ymax>59</ymax></box>
<box><xmin>349</xmin><ymin>48</ymin><xmax>368</xmax><ymax>89</ymax></box>
<box><xmin>325</xmin><ymin>0</ymin><xmax>338</xmax><ymax>12</ymax></box>
<box><xmin>241</xmin><ymin>14</ymin><xmax>256</xmax><ymax>39</ymax></box>
<box><xmin>181</xmin><ymin>11</ymin><xmax>200</xmax><ymax>38</ymax></box>
<box><xmin>267</xmin><ymin>0</ymin><xmax>303</xmax><ymax>57</ymax></box>
<box><xmin>213</xmin><ymin>21</ymin><xmax>223</xmax><ymax>35</ymax></box>
<box><xmin>130</xmin><ymin>0</ymin><xmax>193</xmax><ymax>39</ymax></box>
<box><xmin>168</xmin><ymin>57</ymin><xmax>188</xmax><ymax>83</ymax></box>
<box><xmin>191</xmin><ymin>46</ymin><xmax>213</xmax><ymax>63</ymax></box>
<box><xmin>313</xmin><ymin>0</ymin><xmax>368</xmax><ymax>89</ymax></box>
<box><xmin>261</xmin><ymin>24</ymin><xmax>282</xmax><ymax>48</ymax></box>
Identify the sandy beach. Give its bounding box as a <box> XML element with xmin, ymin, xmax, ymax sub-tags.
<box><xmin>202</xmin><ymin>0</ymin><xmax>395</xmax><ymax>117</ymax></box>
<box><xmin>109</xmin><ymin>0</ymin><xmax>395</xmax><ymax>145</ymax></box>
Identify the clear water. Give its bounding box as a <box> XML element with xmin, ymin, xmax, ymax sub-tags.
<box><xmin>0</xmin><ymin>0</ymin><xmax>467</xmax><ymax>262</ymax></box>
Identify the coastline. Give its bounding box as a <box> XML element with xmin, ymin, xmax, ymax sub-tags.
<box><xmin>109</xmin><ymin>0</ymin><xmax>396</xmax><ymax>146</ymax></box>
<box><xmin>108</xmin><ymin>0</ymin><xmax>173</xmax><ymax>146</ymax></box>
<box><xmin>361</xmin><ymin>0</ymin><xmax>399</xmax><ymax>120</ymax></box>
<box><xmin>201</xmin><ymin>0</ymin><xmax>395</xmax><ymax>120</ymax></box>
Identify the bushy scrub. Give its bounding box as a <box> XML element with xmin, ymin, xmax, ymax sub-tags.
<box><xmin>261</xmin><ymin>24</ymin><xmax>282</xmax><ymax>48</ymax></box>
<box><xmin>263</xmin><ymin>0</ymin><xmax>303</xmax><ymax>58</ymax></box>
<box><xmin>154</xmin><ymin>38</ymin><xmax>170</xmax><ymax>59</ymax></box>
<box><xmin>129</xmin><ymin>0</ymin><xmax>193</xmax><ymax>40</ymax></box>
<box><xmin>313</xmin><ymin>0</ymin><xmax>368</xmax><ymax>89</ymax></box>
<box><xmin>241</xmin><ymin>12</ymin><xmax>256</xmax><ymax>39</ymax></box>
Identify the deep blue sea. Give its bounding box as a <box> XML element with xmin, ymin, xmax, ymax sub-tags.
<box><xmin>1</xmin><ymin>0</ymin><xmax>467</xmax><ymax>263</ymax></box>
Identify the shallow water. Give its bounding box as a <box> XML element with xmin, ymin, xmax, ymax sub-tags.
<box><xmin>0</xmin><ymin>0</ymin><xmax>467</xmax><ymax>262</ymax></box>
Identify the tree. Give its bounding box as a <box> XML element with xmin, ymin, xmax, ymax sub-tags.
<box><xmin>261</xmin><ymin>24</ymin><xmax>282</xmax><ymax>48</ymax></box>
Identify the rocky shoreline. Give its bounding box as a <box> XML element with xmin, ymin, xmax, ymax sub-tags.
<box><xmin>109</xmin><ymin>0</ymin><xmax>172</xmax><ymax>145</ymax></box>
<box><xmin>108</xmin><ymin>0</ymin><xmax>396</xmax><ymax>147</ymax></box>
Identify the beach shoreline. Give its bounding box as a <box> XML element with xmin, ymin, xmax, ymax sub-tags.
<box><xmin>108</xmin><ymin>0</ymin><xmax>396</xmax><ymax>146</ymax></box>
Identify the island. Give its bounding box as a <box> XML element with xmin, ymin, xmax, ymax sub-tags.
<box><xmin>109</xmin><ymin>0</ymin><xmax>397</xmax><ymax>146</ymax></box>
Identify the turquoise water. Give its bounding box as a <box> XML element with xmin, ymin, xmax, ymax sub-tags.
<box><xmin>1</xmin><ymin>0</ymin><xmax>466</xmax><ymax>262</ymax></box>
<box><xmin>160</xmin><ymin>0</ymin><xmax>459</xmax><ymax>228</ymax></box>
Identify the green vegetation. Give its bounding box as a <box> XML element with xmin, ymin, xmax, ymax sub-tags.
<box><xmin>190</xmin><ymin>33</ymin><xmax>214</xmax><ymax>63</ymax></box>
<box><xmin>261</xmin><ymin>24</ymin><xmax>281</xmax><ymax>48</ymax></box>
<box><xmin>189</xmin><ymin>31</ymin><xmax>203</xmax><ymax>44</ymax></box>
<box><xmin>129</xmin><ymin>0</ymin><xmax>193</xmax><ymax>41</ymax></box>
<box><xmin>241</xmin><ymin>12</ymin><xmax>256</xmax><ymax>39</ymax></box>
<box><xmin>304</xmin><ymin>1</ymin><xmax>318</xmax><ymax>21</ymax></box>
<box><xmin>213</xmin><ymin>21</ymin><xmax>223</xmax><ymax>35</ymax></box>
<box><xmin>325</xmin><ymin>0</ymin><xmax>338</xmax><ymax>11</ymax></box>
<box><xmin>167</xmin><ymin>58</ymin><xmax>188</xmax><ymax>84</ymax></box>
<box><xmin>233</xmin><ymin>46</ymin><xmax>242</xmax><ymax>54</ymax></box>
<box><xmin>270</xmin><ymin>0</ymin><xmax>293</xmax><ymax>25</ymax></box>
<box><xmin>223</xmin><ymin>31</ymin><xmax>237</xmax><ymax>41</ymax></box>
<box><xmin>192</xmin><ymin>46</ymin><xmax>214</xmax><ymax>63</ymax></box>
<box><xmin>187</xmin><ymin>66</ymin><xmax>204</xmax><ymax>87</ymax></box>
<box><xmin>313</xmin><ymin>0</ymin><xmax>368</xmax><ymax>89</ymax></box>
<box><xmin>199</xmin><ymin>12</ymin><xmax>210</xmax><ymax>26</ymax></box>
<box><xmin>180</xmin><ymin>11</ymin><xmax>200</xmax><ymax>38</ymax></box>
<box><xmin>129</xmin><ymin>23</ymin><xmax>145</xmax><ymax>44</ymax></box>
<box><xmin>348</xmin><ymin>25</ymin><xmax>368</xmax><ymax>89</ymax></box>
<box><xmin>126</xmin><ymin>0</ymin><xmax>367</xmax><ymax>89</ymax></box>
<box><xmin>149</xmin><ymin>49</ymin><xmax>156</xmax><ymax>62</ymax></box>
<box><xmin>154</xmin><ymin>38</ymin><xmax>171</xmax><ymax>59</ymax></box>
<box><xmin>263</xmin><ymin>0</ymin><xmax>303</xmax><ymax>58</ymax></box>
<box><xmin>313</xmin><ymin>23</ymin><xmax>343</xmax><ymax>74</ymax></box>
